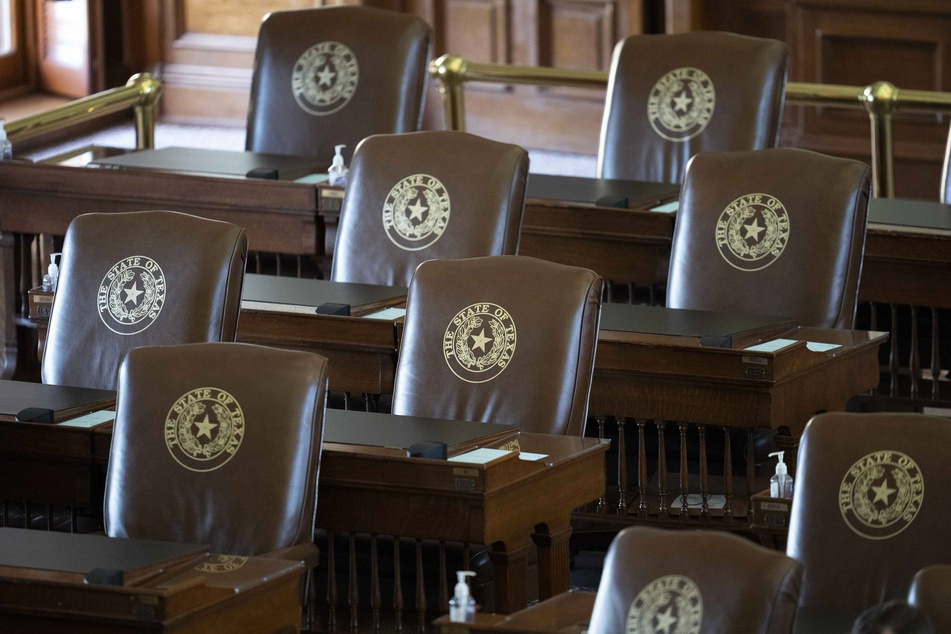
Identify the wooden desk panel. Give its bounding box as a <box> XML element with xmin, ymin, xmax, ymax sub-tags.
<box><xmin>0</xmin><ymin>530</ymin><xmax>303</xmax><ymax>633</ymax></box>
<box><xmin>0</xmin><ymin>160</ymin><xmax>319</xmax><ymax>256</ymax></box>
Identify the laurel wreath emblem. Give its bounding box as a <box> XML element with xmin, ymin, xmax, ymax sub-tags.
<box><xmin>392</xmin><ymin>186</ymin><xmax>443</xmax><ymax>240</ymax></box>
<box><xmin>107</xmin><ymin>270</ymin><xmax>156</xmax><ymax>323</ymax></box>
<box><xmin>724</xmin><ymin>204</ymin><xmax>780</xmax><ymax>260</ymax></box>
<box><xmin>165</xmin><ymin>388</ymin><xmax>244</xmax><ymax>473</ymax></box>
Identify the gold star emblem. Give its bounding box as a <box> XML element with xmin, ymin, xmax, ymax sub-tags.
<box><xmin>316</xmin><ymin>65</ymin><xmax>336</xmax><ymax>87</ymax></box>
<box><xmin>123</xmin><ymin>282</ymin><xmax>143</xmax><ymax>305</ymax></box>
<box><xmin>672</xmin><ymin>91</ymin><xmax>693</xmax><ymax>113</ymax></box>
<box><xmin>194</xmin><ymin>414</ymin><xmax>218</xmax><ymax>440</ymax></box>
<box><xmin>744</xmin><ymin>218</ymin><xmax>765</xmax><ymax>241</ymax></box>
<box><xmin>654</xmin><ymin>604</ymin><xmax>678</xmax><ymax>634</ymax></box>
<box><xmin>871</xmin><ymin>478</ymin><xmax>896</xmax><ymax>505</ymax></box>
<box><xmin>407</xmin><ymin>198</ymin><xmax>428</xmax><ymax>222</ymax></box>
<box><xmin>470</xmin><ymin>329</ymin><xmax>492</xmax><ymax>353</ymax></box>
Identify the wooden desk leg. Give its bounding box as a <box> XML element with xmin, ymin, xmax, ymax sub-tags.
<box><xmin>487</xmin><ymin>536</ymin><xmax>531</xmax><ymax>614</ymax></box>
<box><xmin>0</xmin><ymin>233</ymin><xmax>16</xmax><ymax>379</ymax></box>
<box><xmin>532</xmin><ymin>523</ymin><xmax>573</xmax><ymax>600</ymax></box>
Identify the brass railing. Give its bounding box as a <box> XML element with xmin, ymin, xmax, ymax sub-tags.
<box><xmin>6</xmin><ymin>73</ymin><xmax>162</xmax><ymax>150</ymax></box>
<box><xmin>429</xmin><ymin>54</ymin><xmax>951</xmax><ymax>198</ymax></box>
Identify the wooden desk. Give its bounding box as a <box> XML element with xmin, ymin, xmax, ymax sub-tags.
<box><xmin>0</xmin><ymin>157</ymin><xmax>321</xmax><ymax>379</ymax></box>
<box><xmin>236</xmin><ymin>274</ymin><xmax>405</xmax><ymax>396</ymax></box>
<box><xmin>316</xmin><ymin>416</ymin><xmax>608</xmax><ymax>620</ymax></box>
<box><xmin>0</xmin><ymin>528</ymin><xmax>304</xmax><ymax>633</ymax></box>
<box><xmin>0</xmin><ymin>384</ymin><xmax>608</xmax><ymax>626</ymax></box>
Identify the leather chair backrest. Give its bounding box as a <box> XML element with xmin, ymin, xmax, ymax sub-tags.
<box><xmin>598</xmin><ymin>31</ymin><xmax>787</xmax><ymax>184</ymax></box>
<box><xmin>788</xmin><ymin>413</ymin><xmax>951</xmax><ymax>616</ymax></box>
<box><xmin>105</xmin><ymin>342</ymin><xmax>328</xmax><ymax>556</ymax></box>
<box><xmin>332</xmin><ymin>131</ymin><xmax>529</xmax><ymax>286</ymax></box>
<box><xmin>246</xmin><ymin>6</ymin><xmax>432</xmax><ymax>163</ymax></box>
<box><xmin>909</xmin><ymin>566</ymin><xmax>951</xmax><ymax>631</ymax></box>
<box><xmin>588</xmin><ymin>526</ymin><xmax>801</xmax><ymax>634</ymax></box>
<box><xmin>667</xmin><ymin>148</ymin><xmax>870</xmax><ymax>328</ymax></box>
<box><xmin>43</xmin><ymin>211</ymin><xmax>247</xmax><ymax>390</ymax></box>
<box><xmin>392</xmin><ymin>256</ymin><xmax>602</xmax><ymax>436</ymax></box>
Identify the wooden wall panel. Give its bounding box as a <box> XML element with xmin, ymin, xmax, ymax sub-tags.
<box><xmin>183</xmin><ymin>1</ymin><xmax>317</xmax><ymax>37</ymax></box>
<box><xmin>442</xmin><ymin>0</ymin><xmax>509</xmax><ymax>62</ymax></box>
<box><xmin>786</xmin><ymin>0</ymin><xmax>951</xmax><ymax>199</ymax></box>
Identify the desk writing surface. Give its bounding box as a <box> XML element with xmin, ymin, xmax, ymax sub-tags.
<box><xmin>526</xmin><ymin>174</ymin><xmax>680</xmax><ymax>209</ymax></box>
<box><xmin>868</xmin><ymin>197</ymin><xmax>951</xmax><ymax>232</ymax></box>
<box><xmin>324</xmin><ymin>409</ymin><xmax>516</xmax><ymax>455</ymax></box>
<box><xmin>241</xmin><ymin>273</ymin><xmax>407</xmax><ymax>315</ymax></box>
<box><xmin>0</xmin><ymin>527</ymin><xmax>205</xmax><ymax>579</ymax></box>
<box><xmin>600</xmin><ymin>303</ymin><xmax>796</xmax><ymax>347</ymax></box>
<box><xmin>0</xmin><ymin>379</ymin><xmax>115</xmax><ymax>422</ymax></box>
<box><xmin>89</xmin><ymin>146</ymin><xmax>325</xmax><ymax>181</ymax></box>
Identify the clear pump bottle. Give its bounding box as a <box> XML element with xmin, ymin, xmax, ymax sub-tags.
<box><xmin>328</xmin><ymin>144</ymin><xmax>348</xmax><ymax>187</ymax></box>
<box><xmin>769</xmin><ymin>451</ymin><xmax>794</xmax><ymax>499</ymax></box>
<box><xmin>449</xmin><ymin>570</ymin><xmax>476</xmax><ymax>623</ymax></box>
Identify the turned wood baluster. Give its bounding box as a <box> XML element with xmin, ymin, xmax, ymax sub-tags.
<box><xmin>909</xmin><ymin>305</ymin><xmax>920</xmax><ymax>397</ymax></box>
<box><xmin>657</xmin><ymin>421</ymin><xmax>668</xmax><ymax>520</ymax></box>
<box><xmin>364</xmin><ymin>393</ymin><xmax>378</xmax><ymax>413</ymax></box>
<box><xmin>439</xmin><ymin>542</ymin><xmax>449</xmax><ymax>614</ymax></box>
<box><xmin>370</xmin><ymin>534</ymin><xmax>381</xmax><ymax>634</ymax></box>
<box><xmin>327</xmin><ymin>530</ymin><xmax>337</xmax><ymax>632</ymax></box>
<box><xmin>723</xmin><ymin>428</ymin><xmax>733</xmax><ymax>522</ymax></box>
<box><xmin>932</xmin><ymin>307</ymin><xmax>941</xmax><ymax>398</ymax></box>
<box><xmin>869</xmin><ymin>302</ymin><xmax>878</xmax><ymax>331</ymax></box>
<box><xmin>596</xmin><ymin>416</ymin><xmax>606</xmax><ymax>510</ymax></box>
<box><xmin>349</xmin><ymin>533</ymin><xmax>359</xmax><ymax>632</ymax></box>
<box><xmin>699</xmin><ymin>425</ymin><xmax>710</xmax><ymax>521</ymax></box>
<box><xmin>746</xmin><ymin>430</ymin><xmax>755</xmax><ymax>519</ymax></box>
<box><xmin>254</xmin><ymin>251</ymin><xmax>261</xmax><ymax>274</ymax></box>
<box><xmin>275</xmin><ymin>252</ymin><xmax>282</xmax><ymax>277</ymax></box>
<box><xmin>415</xmin><ymin>539</ymin><xmax>426</xmax><ymax>633</ymax></box>
<box><xmin>636</xmin><ymin>419</ymin><xmax>647</xmax><ymax>517</ymax></box>
<box><xmin>616</xmin><ymin>416</ymin><xmax>627</xmax><ymax>512</ymax></box>
<box><xmin>678</xmin><ymin>423</ymin><xmax>689</xmax><ymax>520</ymax></box>
<box><xmin>889</xmin><ymin>304</ymin><xmax>899</xmax><ymax>395</ymax></box>
<box><xmin>296</xmin><ymin>254</ymin><xmax>303</xmax><ymax>278</ymax></box>
<box><xmin>17</xmin><ymin>234</ymin><xmax>32</xmax><ymax>314</ymax></box>
<box><xmin>393</xmin><ymin>535</ymin><xmax>404</xmax><ymax>632</ymax></box>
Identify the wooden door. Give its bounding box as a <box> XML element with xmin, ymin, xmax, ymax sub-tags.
<box><xmin>35</xmin><ymin>0</ymin><xmax>103</xmax><ymax>97</ymax></box>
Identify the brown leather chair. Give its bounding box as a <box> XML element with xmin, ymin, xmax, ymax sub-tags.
<box><xmin>909</xmin><ymin>566</ymin><xmax>951</xmax><ymax>631</ymax></box>
<box><xmin>331</xmin><ymin>131</ymin><xmax>529</xmax><ymax>287</ymax></box>
<box><xmin>104</xmin><ymin>342</ymin><xmax>328</xmax><ymax>566</ymax></box>
<box><xmin>246</xmin><ymin>6</ymin><xmax>432</xmax><ymax>163</ymax></box>
<box><xmin>788</xmin><ymin>413</ymin><xmax>951</xmax><ymax>617</ymax></box>
<box><xmin>43</xmin><ymin>211</ymin><xmax>248</xmax><ymax>391</ymax></box>
<box><xmin>392</xmin><ymin>255</ymin><xmax>602</xmax><ymax>436</ymax></box>
<box><xmin>587</xmin><ymin>527</ymin><xmax>801</xmax><ymax>634</ymax></box>
<box><xmin>667</xmin><ymin>148</ymin><xmax>871</xmax><ymax>328</ymax></box>
<box><xmin>598</xmin><ymin>31</ymin><xmax>787</xmax><ymax>184</ymax></box>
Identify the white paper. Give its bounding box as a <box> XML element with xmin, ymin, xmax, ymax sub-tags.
<box><xmin>743</xmin><ymin>338</ymin><xmax>797</xmax><ymax>353</ymax></box>
<box><xmin>517</xmin><ymin>452</ymin><xmax>548</xmax><ymax>461</ymax></box>
<box><xmin>293</xmin><ymin>173</ymin><xmax>330</xmax><ymax>184</ymax></box>
<box><xmin>448</xmin><ymin>448</ymin><xmax>511</xmax><ymax>464</ymax></box>
<box><xmin>649</xmin><ymin>201</ymin><xmax>679</xmax><ymax>213</ymax></box>
<box><xmin>363</xmin><ymin>307</ymin><xmax>406</xmax><ymax>320</ymax></box>
<box><xmin>59</xmin><ymin>410</ymin><xmax>115</xmax><ymax>429</ymax></box>
<box><xmin>805</xmin><ymin>341</ymin><xmax>841</xmax><ymax>352</ymax></box>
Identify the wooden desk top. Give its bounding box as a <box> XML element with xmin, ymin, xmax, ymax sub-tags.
<box><xmin>0</xmin><ymin>528</ymin><xmax>304</xmax><ymax>632</ymax></box>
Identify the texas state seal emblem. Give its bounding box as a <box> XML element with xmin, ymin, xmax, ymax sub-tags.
<box><xmin>292</xmin><ymin>41</ymin><xmax>359</xmax><ymax>116</ymax></box>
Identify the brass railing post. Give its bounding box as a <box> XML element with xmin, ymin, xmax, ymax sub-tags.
<box><xmin>129</xmin><ymin>73</ymin><xmax>163</xmax><ymax>150</ymax></box>
<box><xmin>863</xmin><ymin>81</ymin><xmax>897</xmax><ymax>199</ymax></box>
<box><xmin>429</xmin><ymin>54</ymin><xmax>468</xmax><ymax>132</ymax></box>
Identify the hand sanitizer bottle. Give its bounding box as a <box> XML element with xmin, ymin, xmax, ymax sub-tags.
<box><xmin>448</xmin><ymin>570</ymin><xmax>476</xmax><ymax>623</ymax></box>
<box><xmin>0</xmin><ymin>120</ymin><xmax>13</xmax><ymax>160</ymax></box>
<box><xmin>769</xmin><ymin>451</ymin><xmax>794</xmax><ymax>499</ymax></box>
<box><xmin>328</xmin><ymin>144</ymin><xmax>348</xmax><ymax>187</ymax></box>
<box><xmin>42</xmin><ymin>253</ymin><xmax>61</xmax><ymax>292</ymax></box>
